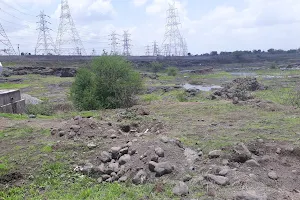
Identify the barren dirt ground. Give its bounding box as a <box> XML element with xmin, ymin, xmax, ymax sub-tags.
<box><xmin>1</xmin><ymin>69</ymin><xmax>300</xmax><ymax>200</ymax></box>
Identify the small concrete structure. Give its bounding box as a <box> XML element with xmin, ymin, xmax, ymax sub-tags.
<box><xmin>0</xmin><ymin>90</ymin><xmax>25</xmax><ymax>114</ymax></box>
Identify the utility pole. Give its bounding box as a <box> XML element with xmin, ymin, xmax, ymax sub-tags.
<box><xmin>17</xmin><ymin>44</ymin><xmax>20</xmax><ymax>55</ymax></box>
<box><xmin>162</xmin><ymin>2</ymin><xmax>187</xmax><ymax>56</ymax></box>
<box><xmin>56</xmin><ymin>0</ymin><xmax>86</xmax><ymax>55</ymax></box>
<box><xmin>109</xmin><ymin>31</ymin><xmax>119</xmax><ymax>55</ymax></box>
<box><xmin>145</xmin><ymin>45</ymin><xmax>151</xmax><ymax>56</ymax></box>
<box><xmin>35</xmin><ymin>11</ymin><xmax>56</xmax><ymax>55</ymax></box>
<box><xmin>122</xmin><ymin>30</ymin><xmax>131</xmax><ymax>56</ymax></box>
<box><xmin>152</xmin><ymin>40</ymin><xmax>160</xmax><ymax>56</ymax></box>
<box><xmin>0</xmin><ymin>23</ymin><xmax>16</xmax><ymax>55</ymax></box>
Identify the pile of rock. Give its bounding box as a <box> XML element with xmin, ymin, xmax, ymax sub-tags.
<box><xmin>210</xmin><ymin>78</ymin><xmax>265</xmax><ymax>103</ymax></box>
<box><xmin>75</xmin><ymin>141</ymin><xmax>176</xmax><ymax>184</ymax></box>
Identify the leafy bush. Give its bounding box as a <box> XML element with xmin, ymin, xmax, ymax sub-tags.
<box><xmin>151</xmin><ymin>62</ymin><xmax>163</xmax><ymax>75</ymax></box>
<box><xmin>167</xmin><ymin>67</ymin><xmax>178</xmax><ymax>76</ymax></box>
<box><xmin>71</xmin><ymin>56</ymin><xmax>143</xmax><ymax>110</ymax></box>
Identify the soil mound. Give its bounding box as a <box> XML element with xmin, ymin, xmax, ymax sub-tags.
<box><xmin>211</xmin><ymin>78</ymin><xmax>265</xmax><ymax>102</ymax></box>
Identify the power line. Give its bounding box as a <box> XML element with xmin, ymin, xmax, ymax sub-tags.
<box><xmin>56</xmin><ymin>0</ymin><xmax>86</xmax><ymax>55</ymax></box>
<box><xmin>35</xmin><ymin>10</ymin><xmax>56</xmax><ymax>55</ymax></box>
<box><xmin>0</xmin><ymin>22</ymin><xmax>17</xmax><ymax>55</ymax></box>
<box><xmin>0</xmin><ymin>0</ymin><xmax>36</xmax><ymax>17</ymax></box>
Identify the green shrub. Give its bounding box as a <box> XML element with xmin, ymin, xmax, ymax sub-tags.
<box><xmin>166</xmin><ymin>67</ymin><xmax>178</xmax><ymax>76</ymax></box>
<box><xmin>176</xmin><ymin>91</ymin><xmax>188</xmax><ymax>102</ymax></box>
<box><xmin>151</xmin><ymin>61</ymin><xmax>163</xmax><ymax>75</ymax></box>
<box><xmin>71</xmin><ymin>56</ymin><xmax>143</xmax><ymax>110</ymax></box>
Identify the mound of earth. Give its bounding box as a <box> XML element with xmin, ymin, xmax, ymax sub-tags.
<box><xmin>49</xmin><ymin>112</ymin><xmax>300</xmax><ymax>199</ymax></box>
<box><xmin>211</xmin><ymin>78</ymin><xmax>265</xmax><ymax>103</ymax></box>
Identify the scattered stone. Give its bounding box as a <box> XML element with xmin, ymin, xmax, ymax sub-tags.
<box><xmin>208</xmin><ymin>150</ymin><xmax>222</xmax><ymax>159</ymax></box>
<box><xmin>58</xmin><ymin>131</ymin><xmax>66</xmax><ymax>137</ymax></box>
<box><xmin>74</xmin><ymin>116</ymin><xmax>82</xmax><ymax>121</ymax></box>
<box><xmin>198</xmin><ymin>151</ymin><xmax>203</xmax><ymax>157</ymax></box>
<box><xmin>81</xmin><ymin>163</ymin><xmax>94</xmax><ymax>175</ymax></box>
<box><xmin>233</xmin><ymin>97</ymin><xmax>239</xmax><ymax>104</ymax></box>
<box><xmin>129</xmin><ymin>149</ymin><xmax>137</xmax><ymax>156</ymax></box>
<box><xmin>155</xmin><ymin>147</ymin><xmax>165</xmax><ymax>157</ymax></box>
<box><xmin>235</xmin><ymin>191</ymin><xmax>266</xmax><ymax>200</ymax></box>
<box><xmin>119</xmin><ymin>176</ymin><xmax>128</xmax><ymax>182</ymax></box>
<box><xmin>28</xmin><ymin>114</ymin><xmax>36</xmax><ymax>119</ymax></box>
<box><xmin>132</xmin><ymin>170</ymin><xmax>147</xmax><ymax>185</ymax></box>
<box><xmin>119</xmin><ymin>154</ymin><xmax>131</xmax><ymax>165</ymax></box>
<box><xmin>110</xmin><ymin>134</ymin><xmax>117</xmax><ymax>139</ymax></box>
<box><xmin>126</xmin><ymin>142</ymin><xmax>133</xmax><ymax>147</ymax></box>
<box><xmin>276</xmin><ymin>148</ymin><xmax>282</xmax><ymax>154</ymax></box>
<box><xmin>245</xmin><ymin>159</ymin><xmax>260</xmax><ymax>167</ymax></box>
<box><xmin>219</xmin><ymin>166</ymin><xmax>230</xmax><ymax>176</ymax></box>
<box><xmin>68</xmin><ymin>132</ymin><xmax>76</xmax><ymax>139</ymax></box>
<box><xmin>148</xmin><ymin>161</ymin><xmax>157</xmax><ymax>172</ymax></box>
<box><xmin>160</xmin><ymin>136</ymin><xmax>169</xmax><ymax>143</ymax></box>
<box><xmin>268</xmin><ymin>171</ymin><xmax>278</xmax><ymax>180</ymax></box>
<box><xmin>111</xmin><ymin>147</ymin><xmax>121</xmax><ymax>159</ymax></box>
<box><xmin>101</xmin><ymin>174</ymin><xmax>110</xmax><ymax>181</ymax></box>
<box><xmin>292</xmin><ymin>170</ymin><xmax>297</xmax><ymax>174</ymax></box>
<box><xmin>132</xmin><ymin>139</ymin><xmax>138</xmax><ymax>142</ymax></box>
<box><xmin>151</xmin><ymin>156</ymin><xmax>159</xmax><ymax>163</ymax></box>
<box><xmin>70</xmin><ymin>125</ymin><xmax>81</xmax><ymax>132</ymax></box>
<box><xmin>108</xmin><ymin>162</ymin><xmax>119</xmax><ymax>174</ymax></box>
<box><xmin>222</xmin><ymin>159</ymin><xmax>229</xmax><ymax>166</ymax></box>
<box><xmin>257</xmin><ymin>139</ymin><xmax>264</xmax><ymax>143</ymax></box>
<box><xmin>184</xmin><ymin>148</ymin><xmax>200</xmax><ymax>166</ymax></box>
<box><xmin>100</xmin><ymin>151</ymin><xmax>112</xmax><ymax>163</ymax></box>
<box><xmin>172</xmin><ymin>181</ymin><xmax>189</xmax><ymax>196</ymax></box>
<box><xmin>87</xmin><ymin>143</ymin><xmax>97</xmax><ymax>149</ymax></box>
<box><xmin>97</xmin><ymin>177</ymin><xmax>103</xmax><ymax>183</ymax></box>
<box><xmin>50</xmin><ymin>129</ymin><xmax>58</xmax><ymax>136</ymax></box>
<box><xmin>183</xmin><ymin>174</ymin><xmax>192</xmax><ymax>182</ymax></box>
<box><xmin>119</xmin><ymin>147</ymin><xmax>129</xmax><ymax>155</ymax></box>
<box><xmin>154</xmin><ymin>162</ymin><xmax>174</xmax><ymax>177</ymax></box>
<box><xmin>230</xmin><ymin>143</ymin><xmax>252</xmax><ymax>163</ymax></box>
<box><xmin>205</xmin><ymin>174</ymin><xmax>229</xmax><ymax>186</ymax></box>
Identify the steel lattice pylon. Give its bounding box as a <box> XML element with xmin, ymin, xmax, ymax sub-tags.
<box><xmin>56</xmin><ymin>0</ymin><xmax>86</xmax><ymax>55</ymax></box>
<box><xmin>162</xmin><ymin>2</ymin><xmax>187</xmax><ymax>56</ymax></box>
<box><xmin>0</xmin><ymin>23</ymin><xmax>16</xmax><ymax>55</ymax></box>
<box><xmin>122</xmin><ymin>31</ymin><xmax>131</xmax><ymax>56</ymax></box>
<box><xmin>35</xmin><ymin>11</ymin><xmax>56</xmax><ymax>55</ymax></box>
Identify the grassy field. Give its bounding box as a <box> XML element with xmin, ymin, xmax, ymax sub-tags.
<box><xmin>1</xmin><ymin>68</ymin><xmax>300</xmax><ymax>199</ymax></box>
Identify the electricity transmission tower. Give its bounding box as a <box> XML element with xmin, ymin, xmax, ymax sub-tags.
<box><xmin>35</xmin><ymin>11</ymin><xmax>56</xmax><ymax>55</ymax></box>
<box><xmin>109</xmin><ymin>31</ymin><xmax>119</xmax><ymax>55</ymax></box>
<box><xmin>91</xmin><ymin>48</ymin><xmax>97</xmax><ymax>56</ymax></box>
<box><xmin>145</xmin><ymin>45</ymin><xmax>151</xmax><ymax>56</ymax></box>
<box><xmin>162</xmin><ymin>2</ymin><xmax>187</xmax><ymax>56</ymax></box>
<box><xmin>122</xmin><ymin>31</ymin><xmax>131</xmax><ymax>56</ymax></box>
<box><xmin>0</xmin><ymin>23</ymin><xmax>16</xmax><ymax>55</ymax></box>
<box><xmin>152</xmin><ymin>40</ymin><xmax>160</xmax><ymax>56</ymax></box>
<box><xmin>56</xmin><ymin>0</ymin><xmax>86</xmax><ymax>55</ymax></box>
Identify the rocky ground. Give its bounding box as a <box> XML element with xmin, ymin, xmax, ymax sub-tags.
<box><xmin>0</xmin><ymin>69</ymin><xmax>300</xmax><ymax>199</ymax></box>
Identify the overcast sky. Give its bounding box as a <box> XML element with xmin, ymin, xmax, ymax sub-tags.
<box><xmin>1</xmin><ymin>0</ymin><xmax>300</xmax><ymax>55</ymax></box>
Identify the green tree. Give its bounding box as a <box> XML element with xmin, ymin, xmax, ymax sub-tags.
<box><xmin>166</xmin><ymin>67</ymin><xmax>178</xmax><ymax>76</ymax></box>
<box><xmin>151</xmin><ymin>61</ymin><xmax>163</xmax><ymax>75</ymax></box>
<box><xmin>71</xmin><ymin>56</ymin><xmax>143</xmax><ymax>110</ymax></box>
